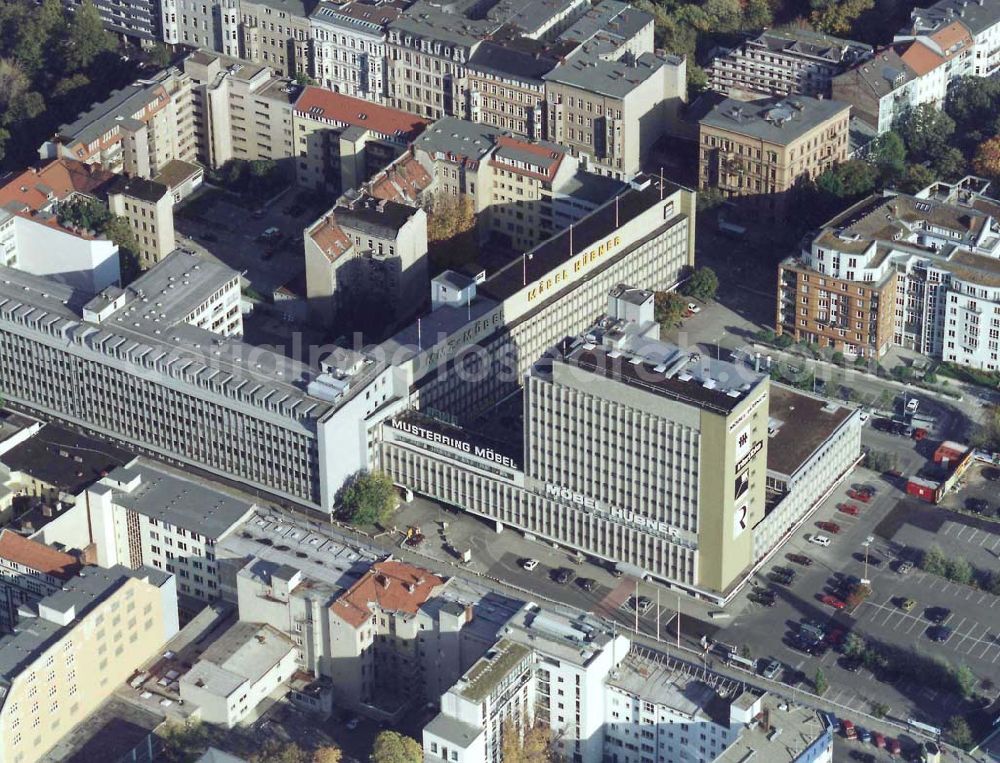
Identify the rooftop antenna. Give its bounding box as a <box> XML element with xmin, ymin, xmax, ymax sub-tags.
<box><xmin>659</xmin><ymin>166</ymin><xmax>664</xmax><ymax>200</ymax></box>
<box><xmin>569</xmin><ymin>222</ymin><xmax>574</xmax><ymax>255</ymax></box>
<box><xmin>466</xmin><ymin>288</ymin><xmax>471</xmax><ymax>321</ymax></box>
<box><xmin>615</xmin><ymin>194</ymin><xmax>619</xmax><ymax>227</ymax></box>
<box><xmin>522</xmin><ymin>252</ymin><xmax>533</xmax><ymax>285</ymax></box>
<box><xmin>417</xmin><ymin>317</ymin><xmax>422</xmax><ymax>349</ymax></box>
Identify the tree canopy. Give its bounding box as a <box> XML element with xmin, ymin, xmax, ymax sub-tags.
<box><xmin>681</xmin><ymin>266</ymin><xmax>719</xmax><ymax>302</ymax></box>
<box><xmin>371</xmin><ymin>731</ymin><xmax>422</xmax><ymax>763</ymax></box>
<box><xmin>340</xmin><ymin>471</ymin><xmax>398</xmax><ymax>527</ymax></box>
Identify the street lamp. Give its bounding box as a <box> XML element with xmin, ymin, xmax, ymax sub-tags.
<box><xmin>862</xmin><ymin>535</ymin><xmax>874</xmax><ymax>586</ymax></box>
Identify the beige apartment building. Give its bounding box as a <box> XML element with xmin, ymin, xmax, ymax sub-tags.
<box><xmin>699</xmin><ymin>95</ymin><xmax>851</xmax><ymax>220</ymax></box>
<box><xmin>0</xmin><ymin>565</ymin><xmax>179</xmax><ymax>763</ymax></box>
<box><xmin>184</xmin><ymin>50</ymin><xmax>298</xmax><ymax>169</ymax></box>
<box><xmin>292</xmin><ymin>86</ymin><xmax>427</xmax><ymax>195</ymax></box>
<box><xmin>305</xmin><ymin>193</ymin><xmax>428</xmax><ymax>325</ymax></box>
<box><xmin>466</xmin><ymin>40</ymin><xmax>567</xmax><ymax>140</ymax></box>
<box><xmin>107</xmin><ymin>176</ymin><xmax>176</xmax><ymax>269</ymax></box>
<box><xmin>238</xmin><ymin>0</ymin><xmax>314</xmax><ymax>77</ymax></box>
<box><xmin>39</xmin><ymin>68</ymin><xmax>197</xmax><ymax>180</ymax></box>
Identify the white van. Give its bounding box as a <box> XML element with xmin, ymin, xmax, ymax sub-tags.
<box><xmin>806</xmin><ymin>533</ymin><xmax>832</xmax><ymax>547</ymax></box>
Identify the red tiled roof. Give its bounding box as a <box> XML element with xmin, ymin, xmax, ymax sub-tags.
<box><xmin>367</xmin><ymin>152</ymin><xmax>433</xmax><ymax>204</ymax></box>
<box><xmin>0</xmin><ymin>159</ymin><xmax>115</xmax><ymax>213</ymax></box>
<box><xmin>294</xmin><ymin>87</ymin><xmax>429</xmax><ymax>141</ymax></box>
<box><xmin>0</xmin><ymin>530</ymin><xmax>81</xmax><ymax>580</ymax></box>
<box><xmin>490</xmin><ymin>135</ymin><xmax>564</xmax><ymax>183</ymax></box>
<box><xmin>899</xmin><ymin>40</ymin><xmax>944</xmax><ymax>76</ymax></box>
<box><xmin>331</xmin><ymin>560</ymin><xmax>443</xmax><ymax>628</ymax></box>
<box><xmin>308</xmin><ymin>214</ymin><xmax>352</xmax><ymax>263</ymax></box>
<box><xmin>930</xmin><ymin>21</ymin><xmax>973</xmax><ymax>61</ymax></box>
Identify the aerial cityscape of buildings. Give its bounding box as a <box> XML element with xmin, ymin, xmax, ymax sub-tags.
<box><xmin>0</xmin><ymin>0</ymin><xmax>999</xmax><ymax>759</ymax></box>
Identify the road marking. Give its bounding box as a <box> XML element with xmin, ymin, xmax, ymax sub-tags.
<box><xmin>950</xmin><ymin>617</ymin><xmax>967</xmax><ymax>642</ymax></box>
<box><xmin>967</xmin><ymin>529</ymin><xmax>980</xmax><ymax>544</ymax></box>
<box><xmin>990</xmin><ymin>536</ymin><xmax>1000</xmax><ymax>552</ymax></box>
<box><xmin>955</xmin><ymin>526</ymin><xmax>968</xmax><ymax>541</ymax></box>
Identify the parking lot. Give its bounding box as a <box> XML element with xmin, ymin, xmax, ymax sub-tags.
<box><xmin>939</xmin><ymin>461</ymin><xmax>1000</xmax><ymax>519</ymax></box>
<box><xmin>175</xmin><ymin>185</ymin><xmax>326</xmax><ymax>297</ymax></box>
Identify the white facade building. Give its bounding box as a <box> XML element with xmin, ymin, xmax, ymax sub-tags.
<box><xmin>310</xmin><ymin>0</ymin><xmax>404</xmax><ymax>102</ymax></box>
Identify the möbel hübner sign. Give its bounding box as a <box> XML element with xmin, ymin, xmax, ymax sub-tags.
<box><xmin>391</xmin><ymin>419</ymin><xmax>517</xmax><ymax>468</ymax></box>
<box><xmin>544</xmin><ymin>483</ymin><xmax>681</xmax><ymax>539</ymax></box>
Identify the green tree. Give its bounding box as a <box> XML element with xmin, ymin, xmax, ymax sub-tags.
<box><xmin>952</xmin><ymin>663</ymin><xmax>978</xmax><ymax>698</ymax></box>
<box><xmin>64</xmin><ymin>0</ymin><xmax>116</xmax><ymax>72</ymax></box>
<box><xmin>654</xmin><ymin>291</ymin><xmax>686</xmax><ymax>329</ymax></box>
<box><xmin>814</xmin><ymin>667</ymin><xmax>829</xmax><ymax>695</ymax></box>
<box><xmin>250</xmin><ymin>741</ymin><xmax>308</xmax><ymax>763</ymax></box>
<box><xmin>946</xmin><ymin>557</ymin><xmax>973</xmax><ymax>585</ymax></box>
<box><xmin>843</xmin><ymin>632</ymin><xmax>866</xmax><ymax>658</ymax></box>
<box><xmin>932</xmin><ymin>146</ymin><xmax>968</xmax><ymax>180</ymax></box>
<box><xmin>158</xmin><ymin>720</ymin><xmax>213</xmax><ymax>763</ymax></box>
<box><xmin>371</xmin><ymin>731</ymin><xmax>422</xmax><ymax>763</ymax></box>
<box><xmin>920</xmin><ymin>546</ymin><xmax>948</xmax><ymax>576</ymax></box>
<box><xmin>340</xmin><ymin>471</ymin><xmax>398</xmax><ymax>527</ymax></box>
<box><xmin>312</xmin><ymin>747</ymin><xmax>343</xmax><ymax>763</ymax></box>
<box><xmin>147</xmin><ymin>43</ymin><xmax>172</xmax><ymax>69</ymax></box>
<box><xmin>817</xmin><ymin>160</ymin><xmax>877</xmax><ymax>198</ymax></box>
<box><xmin>741</xmin><ymin>644</ymin><xmax>753</xmax><ymax>659</ymax></box>
<box><xmin>869</xmin><ymin>701</ymin><xmax>890</xmax><ymax>718</ymax></box>
<box><xmin>947</xmin><ymin>715</ymin><xmax>974</xmax><ymax>750</ymax></box>
<box><xmin>897</xmin><ymin>163</ymin><xmax>937</xmax><ymax>193</ymax></box>
<box><xmin>681</xmin><ymin>266</ymin><xmax>719</xmax><ymax>302</ymax></box>
<box><xmin>294</xmin><ymin>71</ymin><xmax>318</xmax><ymax>86</ymax></box>
<box><xmin>811</xmin><ymin>0</ymin><xmax>874</xmax><ymax>34</ymax></box>
<box><xmin>743</xmin><ymin>0</ymin><xmax>773</xmax><ymax>28</ymax></box>
<box><xmin>897</xmin><ymin>104</ymin><xmax>956</xmax><ymax>162</ymax></box>
<box><xmin>870</xmin><ymin>130</ymin><xmax>906</xmax><ymax>178</ymax></box>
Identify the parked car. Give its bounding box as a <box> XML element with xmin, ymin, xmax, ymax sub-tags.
<box><xmin>577</xmin><ymin>577</ymin><xmax>596</xmax><ymax>592</ymax></box>
<box><xmin>786</xmin><ymin>553</ymin><xmax>813</xmax><ymax>566</ymax></box>
<box><xmin>521</xmin><ymin>558</ymin><xmax>539</xmax><ymax>571</ymax></box>
<box><xmin>251</xmin><ymin>208</ymin><xmax>266</xmax><ymax>219</ymax></box>
<box><xmin>817</xmin><ymin>521</ymin><xmax>841</xmax><ymax>534</ymax></box>
<box><xmin>552</xmin><ymin>567</ymin><xmax>575</xmax><ymax>585</ymax></box>
<box><xmin>967</xmin><ymin>497</ymin><xmax>990</xmax><ymax>514</ymax></box>
<box><xmin>896</xmin><ymin>560</ymin><xmax>914</xmax><ymax>574</ymax></box>
<box><xmin>627</xmin><ymin>595</ymin><xmax>653</xmax><ymax>614</ymax></box>
<box><xmin>760</xmin><ymin>658</ymin><xmax>782</xmax><ymax>679</ymax></box>
<box><xmin>842</xmin><ymin>719</ymin><xmax>857</xmax><ymax>740</ymax></box>
<box><xmin>345</xmin><ymin>717</ymin><xmax>360</xmax><ymax>730</ymax></box>
<box><xmin>807</xmin><ymin>533</ymin><xmax>832</xmax><ymax>547</ymax></box>
<box><xmin>847</xmin><ymin>489</ymin><xmax>871</xmax><ymax>503</ymax></box>
<box><xmin>925</xmin><ymin>606</ymin><xmax>950</xmax><ymax>624</ymax></box>
<box><xmin>840</xmin><ymin>656</ymin><xmax>863</xmax><ymax>673</ymax></box>
<box><xmin>926</xmin><ymin>625</ymin><xmax>951</xmax><ymax>642</ymax></box>
<box><xmin>873</xmin><ymin>732</ymin><xmax>885</xmax><ymax>749</ymax></box>
<box><xmin>838</xmin><ymin>503</ymin><xmax>860</xmax><ymax>516</ymax></box>
<box><xmin>889</xmin><ymin>738</ymin><xmax>901</xmax><ymax>757</ymax></box>
<box><xmin>906</xmin><ymin>398</ymin><xmax>919</xmax><ymax>414</ymax></box>
<box><xmin>687</xmin><ymin>302</ymin><xmax>701</xmax><ymax>313</ymax></box>
<box><xmin>858</xmin><ymin>727</ymin><xmax>871</xmax><ymax>744</ymax></box>
<box><xmin>749</xmin><ymin>591</ymin><xmax>776</xmax><ymax>607</ymax></box>
<box><xmin>899</xmin><ymin>598</ymin><xmax>917</xmax><ymax>612</ymax></box>
<box><xmin>820</xmin><ymin>594</ymin><xmax>846</xmax><ymax>609</ymax></box>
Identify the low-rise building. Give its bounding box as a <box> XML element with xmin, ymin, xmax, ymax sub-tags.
<box><xmin>180</xmin><ymin>621</ymin><xmax>297</xmax><ymax>726</ymax></box>
<box><xmin>0</xmin><ymin>530</ymin><xmax>81</xmax><ymax>632</ymax></box>
<box><xmin>699</xmin><ymin>95</ymin><xmax>851</xmax><ymax>220</ymax></box>
<box><xmin>707</xmin><ymin>28</ymin><xmax>872</xmax><ymax>99</ymax></box>
<box><xmin>39</xmin><ymin>68</ymin><xmax>197</xmax><ymax>180</ymax></box>
<box><xmin>292</xmin><ymin>86</ymin><xmax>427</xmax><ymax>195</ymax></box>
<box><xmin>184</xmin><ymin>50</ymin><xmax>299</xmax><ymax>169</ymax></box>
<box><xmin>0</xmin><ymin>565</ymin><xmax>179</xmax><ymax>763</ymax></box>
<box><xmin>776</xmin><ymin>178</ymin><xmax>1000</xmax><ymax>369</ymax></box>
<box><xmin>304</xmin><ymin>193</ymin><xmax>428</xmax><ymax>326</ymax></box>
<box><xmin>107</xmin><ymin>176</ymin><xmax>176</xmax><ymax>269</ymax></box>
<box><xmin>0</xmin><ymin>159</ymin><xmax>120</xmax><ymax>293</ymax></box>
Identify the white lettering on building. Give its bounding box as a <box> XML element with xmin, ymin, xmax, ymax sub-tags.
<box><xmin>391</xmin><ymin>419</ymin><xmax>516</xmax><ymax>468</ymax></box>
<box><xmin>543</xmin><ymin>483</ymin><xmax>681</xmax><ymax>539</ymax></box>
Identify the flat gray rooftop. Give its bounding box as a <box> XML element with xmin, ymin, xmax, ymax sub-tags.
<box><xmin>100</xmin><ymin>458</ymin><xmax>258</xmax><ymax>540</ymax></box>
<box><xmin>414</xmin><ymin>117</ymin><xmax>500</xmax><ymax>161</ymax></box>
<box><xmin>700</xmin><ymin>95</ymin><xmax>851</xmax><ymax>145</ymax></box>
